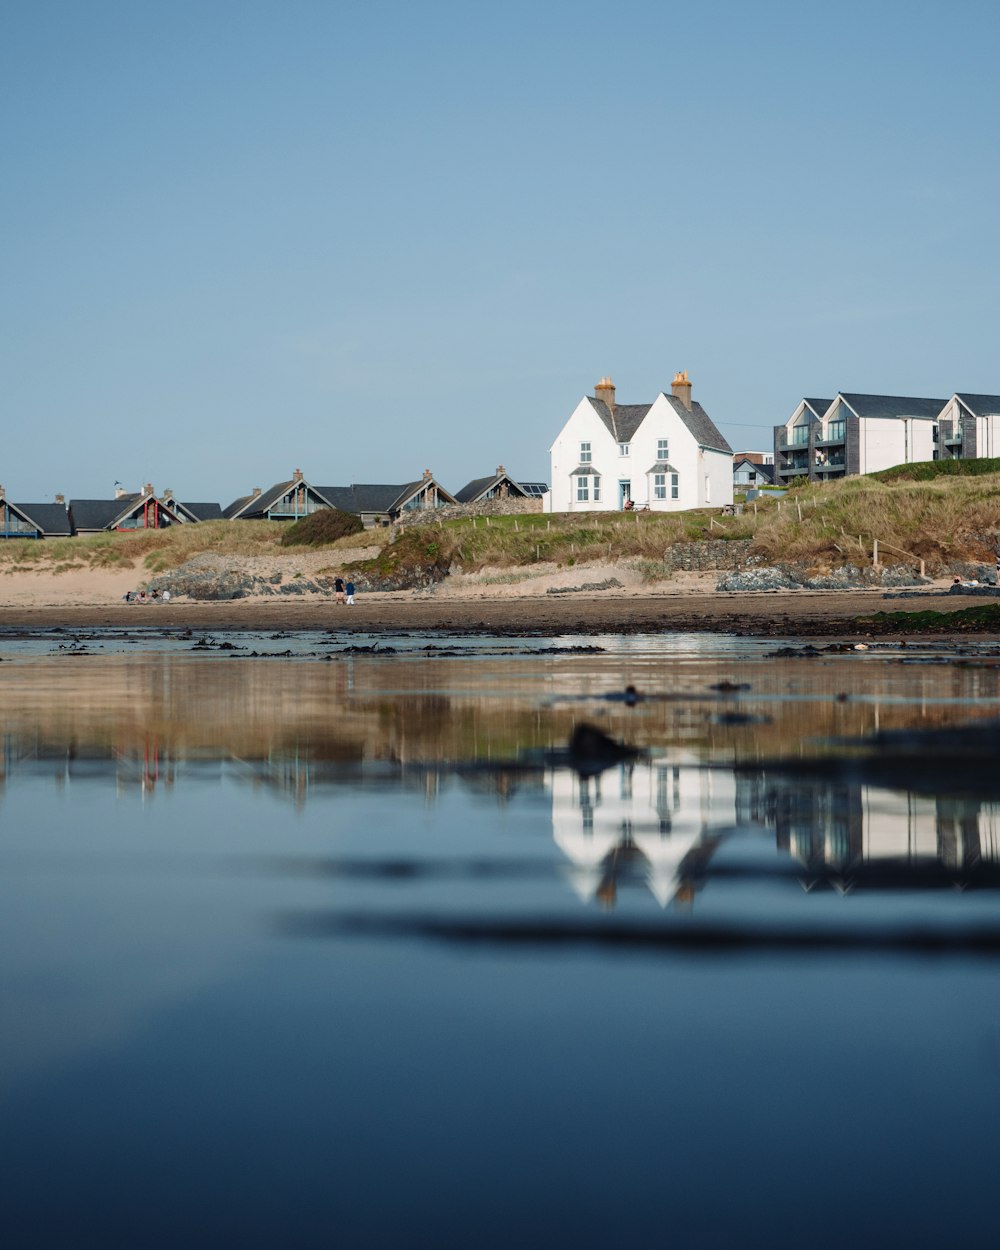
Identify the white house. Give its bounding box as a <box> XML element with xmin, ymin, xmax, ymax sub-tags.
<box><xmin>935</xmin><ymin>393</ymin><xmax>1000</xmax><ymax>460</ymax></box>
<box><xmin>547</xmin><ymin>372</ymin><xmax>733</xmax><ymax>513</ymax></box>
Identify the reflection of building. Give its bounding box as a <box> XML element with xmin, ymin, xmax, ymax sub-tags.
<box><xmin>737</xmin><ymin>773</ymin><xmax>1000</xmax><ymax>881</ymax></box>
<box><xmin>549</xmin><ymin>757</ymin><xmax>737</xmax><ymax>907</ymax></box>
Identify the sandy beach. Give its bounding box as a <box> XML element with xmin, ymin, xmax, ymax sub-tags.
<box><xmin>0</xmin><ymin>561</ymin><xmax>977</xmax><ymax>635</ymax></box>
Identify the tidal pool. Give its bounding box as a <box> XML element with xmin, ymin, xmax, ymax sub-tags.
<box><xmin>2</xmin><ymin>632</ymin><xmax>999</xmax><ymax>1248</ymax></box>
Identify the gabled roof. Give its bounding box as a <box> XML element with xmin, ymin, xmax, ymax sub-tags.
<box><xmin>954</xmin><ymin>394</ymin><xmax>1000</xmax><ymax>416</ymax></box>
<box><xmin>588</xmin><ymin>399</ymin><xmax>651</xmax><ymax>442</ymax></box>
<box><xmin>838</xmin><ymin>392</ymin><xmax>946</xmax><ymax>421</ymax></box>
<box><xmin>175</xmin><ymin>502</ymin><xmax>224</xmax><ymax>522</ymax></box>
<box><xmin>733</xmin><ymin>458</ymin><xmax>775</xmax><ymax>484</ymax></box>
<box><xmin>314</xmin><ymin>479</ymin><xmax>457</xmax><ymax>516</ymax></box>
<box><xmin>69</xmin><ymin>497</ymin><xmax>140</xmax><ymax>530</ymax></box>
<box><xmin>453</xmin><ymin>471</ymin><xmax>534</xmax><ymax>504</ymax></box>
<box><xmin>660</xmin><ymin>394</ymin><xmax>733</xmax><ymax>453</ymax></box>
<box><xmin>4</xmin><ymin>502</ymin><xmax>73</xmax><ymax>536</ymax></box>
<box><xmin>589</xmin><ymin>394</ymin><xmax>732</xmax><ymax>454</ymax></box>
<box><xmin>69</xmin><ymin>494</ymin><xmax>184</xmax><ymax>531</ymax></box>
<box><xmin>224</xmin><ymin>479</ymin><xmax>335</xmax><ymax>520</ymax></box>
<box><xmin>804</xmin><ymin>398</ymin><xmax>833</xmax><ymax>417</ymax></box>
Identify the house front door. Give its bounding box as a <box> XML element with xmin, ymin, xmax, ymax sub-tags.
<box><xmin>618</xmin><ymin>480</ymin><xmax>631</xmax><ymax>509</ymax></box>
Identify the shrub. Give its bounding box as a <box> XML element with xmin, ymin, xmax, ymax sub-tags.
<box><xmin>280</xmin><ymin>509</ymin><xmax>365</xmax><ymax>547</ymax></box>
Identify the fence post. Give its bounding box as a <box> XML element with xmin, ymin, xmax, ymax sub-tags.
<box><xmin>873</xmin><ymin>539</ymin><xmax>879</xmax><ymax>567</ymax></box>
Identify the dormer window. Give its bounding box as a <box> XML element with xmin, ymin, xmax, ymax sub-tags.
<box><xmin>657</xmin><ymin>439</ymin><xmax>669</xmax><ymax>460</ymax></box>
<box><xmin>580</xmin><ymin>441</ymin><xmax>592</xmax><ymax>464</ymax></box>
<box><xmin>619</xmin><ymin>442</ymin><xmax>630</xmax><ymax>457</ymax></box>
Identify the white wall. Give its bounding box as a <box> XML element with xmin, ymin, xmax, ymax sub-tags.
<box><xmin>857</xmin><ymin>419</ymin><xmax>907</xmax><ymax>474</ymax></box>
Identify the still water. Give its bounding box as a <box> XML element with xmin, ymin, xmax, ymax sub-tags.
<box><xmin>2</xmin><ymin>630</ymin><xmax>1000</xmax><ymax>1248</ymax></box>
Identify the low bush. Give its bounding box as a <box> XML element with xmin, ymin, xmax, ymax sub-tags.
<box><xmin>280</xmin><ymin>509</ymin><xmax>365</xmax><ymax>547</ymax></box>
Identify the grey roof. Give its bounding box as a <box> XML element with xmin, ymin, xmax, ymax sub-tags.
<box><xmin>454</xmin><ymin>476</ymin><xmax>496</xmax><ymax>503</ymax></box>
<box><xmin>314</xmin><ymin>479</ymin><xmax>457</xmax><ymax>515</ymax></box>
<box><xmin>661</xmin><ymin>395</ymin><xmax>732</xmax><ymax>453</ymax></box>
<box><xmin>645</xmin><ymin>461</ymin><xmax>678</xmax><ymax>474</ymax></box>
<box><xmin>955</xmin><ymin>394</ymin><xmax>1000</xmax><ymax>416</ymax></box>
<box><xmin>69</xmin><ymin>497</ymin><xmax>140</xmax><ymax>530</ymax></box>
<box><xmin>224</xmin><ymin>480</ymin><xmax>336</xmax><ymax>520</ymax></box>
<box><xmin>69</xmin><ymin>494</ymin><xmax>185</xmax><ymax>531</ymax></box>
<box><xmin>8</xmin><ymin>502</ymin><xmax>73</xmax><ymax>536</ymax></box>
<box><xmin>453</xmin><ymin>472</ymin><xmax>534</xmax><ymax>504</ymax></box>
<box><xmin>589</xmin><ymin>394</ymin><xmax>732</xmax><ymax>454</ymax></box>
<box><xmin>838</xmin><ymin>393</ymin><xmax>946</xmax><ymax>421</ymax></box>
<box><xmin>804</xmin><ymin>398</ymin><xmax>833</xmax><ymax>417</ymax></box>
<box><xmin>178</xmin><ymin>502</ymin><xmax>224</xmax><ymax>521</ymax></box>
<box><xmin>733</xmin><ymin>458</ymin><xmax>775</xmax><ymax>484</ymax></box>
<box><xmin>588</xmin><ymin>399</ymin><xmax>651</xmax><ymax>442</ymax></box>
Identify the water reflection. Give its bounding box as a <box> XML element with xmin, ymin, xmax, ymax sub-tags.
<box><xmin>4</xmin><ymin>643</ymin><xmax>1000</xmax><ymax>1247</ymax></box>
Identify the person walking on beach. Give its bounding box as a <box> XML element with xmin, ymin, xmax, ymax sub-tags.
<box><xmin>346</xmin><ymin>580</ymin><xmax>355</xmax><ymax>606</ymax></box>
<box><xmin>334</xmin><ymin>575</ymin><xmax>346</xmax><ymax>604</ymax></box>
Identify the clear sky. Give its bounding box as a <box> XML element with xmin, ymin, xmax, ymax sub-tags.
<box><xmin>3</xmin><ymin>0</ymin><xmax>998</xmax><ymax>505</ymax></box>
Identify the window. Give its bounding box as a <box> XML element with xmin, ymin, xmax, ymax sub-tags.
<box><xmin>657</xmin><ymin>438</ymin><xmax>669</xmax><ymax>461</ymax></box>
<box><xmin>792</xmin><ymin>422</ymin><xmax>809</xmax><ymax>445</ymax></box>
<box><xmin>827</xmin><ymin>419</ymin><xmax>845</xmax><ymax>442</ymax></box>
<box><xmin>654</xmin><ymin>473</ymin><xmax>666</xmax><ymax>500</ymax></box>
<box><xmin>671</xmin><ymin>473</ymin><xmax>679</xmax><ymax>499</ymax></box>
<box><xmin>580</xmin><ymin>441</ymin><xmax>592</xmax><ymax>463</ymax></box>
<box><xmin>575</xmin><ymin>474</ymin><xmax>600</xmax><ymax>502</ymax></box>
<box><xmin>619</xmin><ymin>442</ymin><xmax>630</xmax><ymax>457</ymax></box>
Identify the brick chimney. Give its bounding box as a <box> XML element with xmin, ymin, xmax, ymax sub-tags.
<box><xmin>143</xmin><ymin>483</ymin><xmax>154</xmax><ymax>496</ymax></box>
<box><xmin>115</xmin><ymin>485</ymin><xmax>128</xmax><ymax>499</ymax></box>
<box><xmin>672</xmin><ymin>370</ymin><xmax>692</xmax><ymax>410</ymax></box>
<box><xmin>594</xmin><ymin>376</ymin><xmax>616</xmax><ymax>413</ymax></box>
<box><xmin>0</xmin><ymin>484</ymin><xmax>5</xmax><ymax>499</ymax></box>
<box><xmin>55</xmin><ymin>494</ymin><xmax>65</xmax><ymax>506</ymax></box>
<box><xmin>496</xmin><ymin>464</ymin><xmax>505</xmax><ymax>476</ymax></box>
<box><xmin>292</xmin><ymin>468</ymin><xmax>303</xmax><ymax>483</ymax></box>
<box><xmin>252</xmin><ymin>487</ymin><xmax>261</xmax><ymax>498</ymax></box>
<box><xmin>423</xmin><ymin>468</ymin><xmax>432</xmax><ymax>479</ymax></box>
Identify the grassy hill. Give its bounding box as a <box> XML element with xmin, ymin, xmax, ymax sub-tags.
<box><xmin>2</xmin><ymin>468</ymin><xmax>999</xmax><ymax>584</ymax></box>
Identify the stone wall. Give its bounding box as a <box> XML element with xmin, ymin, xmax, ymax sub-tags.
<box><xmin>664</xmin><ymin>539</ymin><xmax>753</xmax><ymax>571</ymax></box>
<box><xmin>393</xmin><ymin>496</ymin><xmax>543</xmax><ymax>529</ymax></box>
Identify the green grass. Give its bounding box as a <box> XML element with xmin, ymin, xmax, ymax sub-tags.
<box><xmin>874</xmin><ymin>458</ymin><xmax>1000</xmax><ymax>483</ymax></box>
<box><xmin>856</xmin><ymin>603</ymin><xmax>1000</xmax><ymax>631</ymax></box>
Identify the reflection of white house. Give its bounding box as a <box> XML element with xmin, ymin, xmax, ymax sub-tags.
<box><xmin>548</xmin><ymin>372</ymin><xmax>733</xmax><ymax>513</ymax></box>
<box><xmin>549</xmin><ymin>758</ymin><xmax>737</xmax><ymax>907</ymax></box>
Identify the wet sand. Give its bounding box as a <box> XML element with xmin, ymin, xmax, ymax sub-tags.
<box><xmin>0</xmin><ymin>588</ymin><xmax>979</xmax><ymax>636</ymax></box>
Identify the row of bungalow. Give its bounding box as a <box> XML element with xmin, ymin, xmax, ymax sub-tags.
<box><xmin>0</xmin><ymin>466</ymin><xmax>549</xmax><ymax>540</ymax></box>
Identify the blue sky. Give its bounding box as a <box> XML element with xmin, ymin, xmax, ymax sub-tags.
<box><xmin>3</xmin><ymin>0</ymin><xmax>998</xmax><ymax>504</ymax></box>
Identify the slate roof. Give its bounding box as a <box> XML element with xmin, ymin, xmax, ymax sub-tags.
<box><xmin>224</xmin><ymin>480</ymin><xmax>336</xmax><ymax>520</ymax></box>
<box><xmin>8</xmin><ymin>502</ymin><xmax>73</xmax><ymax>536</ymax></box>
<box><xmin>661</xmin><ymin>395</ymin><xmax>733</xmax><ymax>453</ymax></box>
<box><xmin>733</xmin><ymin>457</ymin><xmax>776</xmax><ymax>484</ymax></box>
<box><xmin>804</xmin><ymin>398</ymin><xmax>833</xmax><ymax>417</ymax></box>
<box><xmin>69</xmin><ymin>497</ymin><xmax>140</xmax><ymax>530</ymax></box>
<box><xmin>589</xmin><ymin>394</ymin><xmax>732</xmax><ymax>454</ymax></box>
<box><xmin>454</xmin><ymin>476</ymin><xmax>495</xmax><ymax>504</ymax></box>
<box><xmin>955</xmin><ymin>394</ymin><xmax>1000</xmax><ymax>415</ymax></box>
<box><xmin>177</xmin><ymin>502</ymin><xmax>224</xmax><ymax>522</ymax></box>
<box><xmin>453</xmin><ymin>472</ymin><xmax>535</xmax><ymax>504</ymax></box>
<box><xmin>838</xmin><ymin>393</ymin><xmax>946</xmax><ymax>420</ymax></box>
<box><xmin>588</xmin><ymin>400</ymin><xmax>650</xmax><ymax>442</ymax></box>
<box><xmin>315</xmin><ymin>479</ymin><xmax>458</xmax><ymax>515</ymax></box>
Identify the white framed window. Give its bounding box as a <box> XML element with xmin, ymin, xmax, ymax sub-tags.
<box><xmin>671</xmin><ymin>473</ymin><xmax>679</xmax><ymax>499</ymax></box>
<box><xmin>657</xmin><ymin>438</ymin><xmax>669</xmax><ymax>460</ymax></box>
<box><xmin>619</xmin><ymin>442</ymin><xmax>630</xmax><ymax>457</ymax></box>
<box><xmin>580</xmin><ymin>441</ymin><xmax>592</xmax><ymax>463</ymax></box>
<box><xmin>575</xmin><ymin>474</ymin><xmax>600</xmax><ymax>503</ymax></box>
<box><xmin>653</xmin><ymin>473</ymin><xmax>666</xmax><ymax>500</ymax></box>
